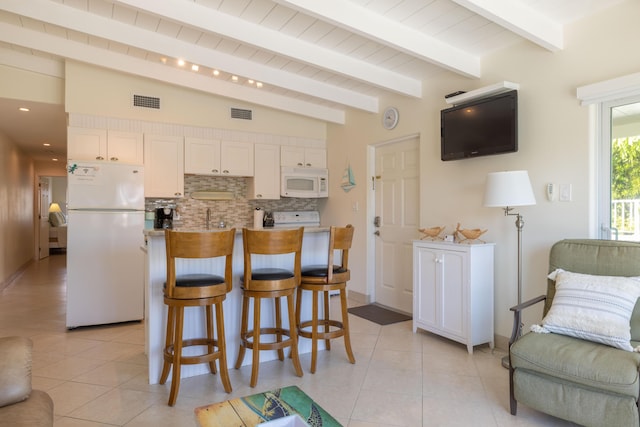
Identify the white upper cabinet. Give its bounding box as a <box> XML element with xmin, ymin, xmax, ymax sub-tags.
<box><xmin>67</xmin><ymin>128</ymin><xmax>143</xmax><ymax>165</ymax></box>
<box><xmin>247</xmin><ymin>144</ymin><xmax>280</xmax><ymax>200</ymax></box>
<box><xmin>67</xmin><ymin>127</ymin><xmax>107</xmax><ymax>162</ymax></box>
<box><xmin>106</xmin><ymin>131</ymin><xmax>144</xmax><ymax>164</ymax></box>
<box><xmin>220</xmin><ymin>141</ymin><xmax>254</xmax><ymax>176</ymax></box>
<box><xmin>184</xmin><ymin>137</ymin><xmax>221</xmax><ymax>175</ymax></box>
<box><xmin>184</xmin><ymin>138</ymin><xmax>254</xmax><ymax>176</ymax></box>
<box><xmin>281</xmin><ymin>146</ymin><xmax>327</xmax><ymax>168</ymax></box>
<box><xmin>144</xmin><ymin>135</ymin><xmax>184</xmax><ymax>198</ymax></box>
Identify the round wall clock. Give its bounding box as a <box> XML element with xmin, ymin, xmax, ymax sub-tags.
<box><xmin>383</xmin><ymin>107</ymin><xmax>399</xmax><ymax>129</ymax></box>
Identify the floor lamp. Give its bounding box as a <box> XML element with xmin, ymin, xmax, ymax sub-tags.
<box><xmin>483</xmin><ymin>170</ymin><xmax>536</xmax><ymax>368</ymax></box>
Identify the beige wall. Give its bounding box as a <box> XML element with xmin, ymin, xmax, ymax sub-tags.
<box><xmin>326</xmin><ymin>0</ymin><xmax>640</xmax><ymax>341</ymax></box>
<box><xmin>0</xmin><ymin>65</ymin><xmax>64</xmax><ymax>104</ymax></box>
<box><xmin>65</xmin><ymin>61</ymin><xmax>327</xmax><ymax>141</ymax></box>
<box><xmin>0</xmin><ymin>131</ymin><xmax>35</xmax><ymax>289</ymax></box>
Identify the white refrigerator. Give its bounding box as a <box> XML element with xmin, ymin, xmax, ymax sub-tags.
<box><xmin>66</xmin><ymin>161</ymin><xmax>145</xmax><ymax>328</ymax></box>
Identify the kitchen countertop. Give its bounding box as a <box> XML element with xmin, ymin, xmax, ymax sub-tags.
<box><xmin>143</xmin><ymin>226</ymin><xmax>329</xmax><ymax>237</ymax></box>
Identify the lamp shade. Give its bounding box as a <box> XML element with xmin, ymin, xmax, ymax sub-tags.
<box><xmin>48</xmin><ymin>202</ymin><xmax>62</xmax><ymax>213</ymax></box>
<box><xmin>483</xmin><ymin>170</ymin><xmax>536</xmax><ymax>207</ymax></box>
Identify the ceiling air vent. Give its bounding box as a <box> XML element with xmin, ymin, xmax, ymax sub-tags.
<box><xmin>132</xmin><ymin>94</ymin><xmax>160</xmax><ymax>110</ymax></box>
<box><xmin>230</xmin><ymin>108</ymin><xmax>252</xmax><ymax>120</ymax></box>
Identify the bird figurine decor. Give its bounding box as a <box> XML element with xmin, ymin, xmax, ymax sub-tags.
<box><xmin>418</xmin><ymin>226</ymin><xmax>446</xmax><ymax>240</ymax></box>
<box><xmin>454</xmin><ymin>223</ymin><xmax>487</xmax><ymax>244</ymax></box>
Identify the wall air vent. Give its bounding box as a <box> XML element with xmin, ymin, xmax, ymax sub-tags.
<box><xmin>133</xmin><ymin>94</ymin><xmax>160</xmax><ymax>109</ymax></box>
<box><xmin>230</xmin><ymin>108</ymin><xmax>252</xmax><ymax>120</ymax></box>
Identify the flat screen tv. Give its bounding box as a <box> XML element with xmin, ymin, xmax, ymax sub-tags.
<box><xmin>440</xmin><ymin>90</ymin><xmax>517</xmax><ymax>161</ymax></box>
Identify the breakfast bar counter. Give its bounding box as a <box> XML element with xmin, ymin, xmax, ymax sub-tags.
<box><xmin>143</xmin><ymin>227</ymin><xmax>330</xmax><ymax>384</ymax></box>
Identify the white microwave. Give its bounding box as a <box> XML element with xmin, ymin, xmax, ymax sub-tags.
<box><xmin>281</xmin><ymin>167</ymin><xmax>329</xmax><ymax>198</ymax></box>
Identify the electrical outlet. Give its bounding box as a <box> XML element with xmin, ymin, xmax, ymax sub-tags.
<box><xmin>559</xmin><ymin>184</ymin><xmax>572</xmax><ymax>202</ymax></box>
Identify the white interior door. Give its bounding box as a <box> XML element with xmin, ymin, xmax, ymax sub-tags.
<box><xmin>38</xmin><ymin>177</ymin><xmax>51</xmax><ymax>259</ymax></box>
<box><xmin>374</xmin><ymin>137</ymin><xmax>419</xmax><ymax>313</ymax></box>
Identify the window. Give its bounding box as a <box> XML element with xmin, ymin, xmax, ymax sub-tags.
<box><xmin>598</xmin><ymin>97</ymin><xmax>640</xmax><ymax>241</ymax></box>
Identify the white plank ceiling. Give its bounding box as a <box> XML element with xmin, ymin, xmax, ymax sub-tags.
<box><xmin>0</xmin><ymin>0</ymin><xmax>626</xmax><ymax>160</ymax></box>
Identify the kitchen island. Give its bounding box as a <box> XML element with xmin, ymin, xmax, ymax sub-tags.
<box><xmin>143</xmin><ymin>227</ymin><xmax>330</xmax><ymax>385</ymax></box>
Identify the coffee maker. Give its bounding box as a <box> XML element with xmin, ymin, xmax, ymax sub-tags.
<box><xmin>154</xmin><ymin>206</ymin><xmax>174</xmax><ymax>229</ymax></box>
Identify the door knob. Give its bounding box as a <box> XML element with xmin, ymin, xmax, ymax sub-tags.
<box><xmin>374</xmin><ymin>230</ymin><xmax>380</xmax><ymax>236</ymax></box>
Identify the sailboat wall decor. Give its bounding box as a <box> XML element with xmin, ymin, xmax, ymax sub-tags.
<box><xmin>341</xmin><ymin>164</ymin><xmax>356</xmax><ymax>192</ymax></box>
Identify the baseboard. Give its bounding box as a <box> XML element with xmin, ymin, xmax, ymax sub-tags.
<box><xmin>0</xmin><ymin>259</ymin><xmax>32</xmax><ymax>292</ymax></box>
<box><xmin>347</xmin><ymin>289</ymin><xmax>372</xmax><ymax>305</ymax></box>
<box><xmin>494</xmin><ymin>334</ymin><xmax>509</xmax><ymax>352</ymax></box>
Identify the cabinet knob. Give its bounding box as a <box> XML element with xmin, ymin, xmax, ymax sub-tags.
<box><xmin>110</xmin><ymin>157</ymin><xmax>118</xmax><ymax>161</ymax></box>
<box><xmin>297</xmin><ymin>162</ymin><xmax>303</xmax><ymax>166</ymax></box>
<box><xmin>174</xmin><ymin>192</ymin><xmax>182</xmax><ymax>196</ymax></box>
<box><xmin>306</xmin><ymin>163</ymin><xmax>312</xmax><ymax>167</ymax></box>
<box><xmin>257</xmin><ymin>194</ymin><xmax>263</xmax><ymax>198</ymax></box>
<box><xmin>223</xmin><ymin>170</ymin><xmax>229</xmax><ymax>174</ymax></box>
<box><xmin>96</xmin><ymin>156</ymin><xmax>104</xmax><ymax>160</ymax></box>
<box><xmin>212</xmin><ymin>169</ymin><xmax>219</xmax><ymax>173</ymax></box>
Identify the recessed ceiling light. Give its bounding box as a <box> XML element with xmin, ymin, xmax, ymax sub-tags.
<box><xmin>231</xmin><ymin>75</ymin><xmax>239</xmax><ymax>82</ymax></box>
<box><xmin>191</xmin><ymin>64</ymin><xmax>199</xmax><ymax>72</ymax></box>
<box><xmin>177</xmin><ymin>59</ymin><xmax>185</xmax><ymax>66</ymax></box>
<box><xmin>248</xmin><ymin>79</ymin><xmax>255</xmax><ymax>84</ymax></box>
<box><xmin>43</xmin><ymin>143</ymin><xmax>51</xmax><ymax>146</ymax></box>
<box><xmin>256</xmin><ymin>82</ymin><xmax>263</xmax><ymax>88</ymax></box>
<box><xmin>213</xmin><ymin>70</ymin><xmax>220</xmax><ymax>76</ymax></box>
<box><xmin>19</xmin><ymin>107</ymin><xmax>29</xmax><ymax>112</ymax></box>
<box><xmin>52</xmin><ymin>158</ymin><xmax>58</xmax><ymax>162</ymax></box>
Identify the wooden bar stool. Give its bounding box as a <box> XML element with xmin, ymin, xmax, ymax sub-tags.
<box><xmin>159</xmin><ymin>229</ymin><xmax>235</xmax><ymax>406</ymax></box>
<box><xmin>296</xmin><ymin>225</ymin><xmax>355</xmax><ymax>373</ymax></box>
<box><xmin>234</xmin><ymin>227</ymin><xmax>304</xmax><ymax>387</ymax></box>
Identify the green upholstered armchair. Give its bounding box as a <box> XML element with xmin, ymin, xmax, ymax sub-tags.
<box><xmin>509</xmin><ymin>239</ymin><xmax>640</xmax><ymax>427</ymax></box>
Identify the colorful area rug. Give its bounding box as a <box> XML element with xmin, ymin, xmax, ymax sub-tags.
<box><xmin>195</xmin><ymin>385</ymin><xmax>342</xmax><ymax>426</ymax></box>
<box><xmin>348</xmin><ymin>304</ymin><xmax>412</xmax><ymax>325</ymax></box>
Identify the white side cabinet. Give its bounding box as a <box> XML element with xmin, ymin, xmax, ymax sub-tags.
<box><xmin>413</xmin><ymin>240</ymin><xmax>494</xmax><ymax>353</ymax></box>
<box><xmin>281</xmin><ymin>146</ymin><xmax>326</xmax><ymax>168</ymax></box>
<box><xmin>144</xmin><ymin>135</ymin><xmax>184</xmax><ymax>198</ymax></box>
<box><xmin>247</xmin><ymin>144</ymin><xmax>280</xmax><ymax>199</ymax></box>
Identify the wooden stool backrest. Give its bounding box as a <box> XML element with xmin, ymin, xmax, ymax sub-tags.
<box><xmin>326</xmin><ymin>224</ymin><xmax>354</xmax><ymax>282</ymax></box>
<box><xmin>165</xmin><ymin>229</ymin><xmax>235</xmax><ymax>299</ymax></box>
<box><xmin>242</xmin><ymin>227</ymin><xmax>304</xmax><ymax>291</ymax></box>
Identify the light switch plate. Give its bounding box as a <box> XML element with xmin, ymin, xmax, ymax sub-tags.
<box><xmin>559</xmin><ymin>184</ymin><xmax>572</xmax><ymax>201</ymax></box>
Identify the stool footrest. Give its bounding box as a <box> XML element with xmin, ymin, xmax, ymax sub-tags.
<box><xmin>240</xmin><ymin>328</ymin><xmax>295</xmax><ymax>351</ymax></box>
<box><xmin>163</xmin><ymin>338</ymin><xmax>222</xmax><ymax>366</ymax></box>
<box><xmin>298</xmin><ymin>319</ymin><xmax>345</xmax><ymax>340</ymax></box>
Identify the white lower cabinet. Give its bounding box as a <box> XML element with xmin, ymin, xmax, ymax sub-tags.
<box><xmin>413</xmin><ymin>241</ymin><xmax>494</xmax><ymax>353</ymax></box>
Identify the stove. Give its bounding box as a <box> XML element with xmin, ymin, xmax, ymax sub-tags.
<box><xmin>271</xmin><ymin>210</ymin><xmax>320</xmax><ymax>228</ymax></box>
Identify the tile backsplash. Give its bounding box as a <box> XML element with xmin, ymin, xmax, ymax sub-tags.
<box><xmin>147</xmin><ymin>175</ymin><xmax>318</xmax><ymax>229</ymax></box>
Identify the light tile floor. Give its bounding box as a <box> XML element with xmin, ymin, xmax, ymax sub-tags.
<box><xmin>0</xmin><ymin>253</ymin><xmax>577</xmax><ymax>426</ymax></box>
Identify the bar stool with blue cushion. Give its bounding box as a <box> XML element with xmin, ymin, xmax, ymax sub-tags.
<box><xmin>296</xmin><ymin>225</ymin><xmax>355</xmax><ymax>373</ymax></box>
<box><xmin>234</xmin><ymin>227</ymin><xmax>304</xmax><ymax>387</ymax></box>
<box><xmin>160</xmin><ymin>229</ymin><xmax>235</xmax><ymax>406</ymax></box>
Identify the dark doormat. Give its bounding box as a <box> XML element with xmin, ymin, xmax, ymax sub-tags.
<box><xmin>347</xmin><ymin>304</ymin><xmax>412</xmax><ymax>325</ymax></box>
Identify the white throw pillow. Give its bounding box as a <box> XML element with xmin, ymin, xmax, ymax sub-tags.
<box><xmin>49</xmin><ymin>211</ymin><xmax>66</xmax><ymax>227</ymax></box>
<box><xmin>534</xmin><ymin>269</ymin><xmax>640</xmax><ymax>351</ymax></box>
